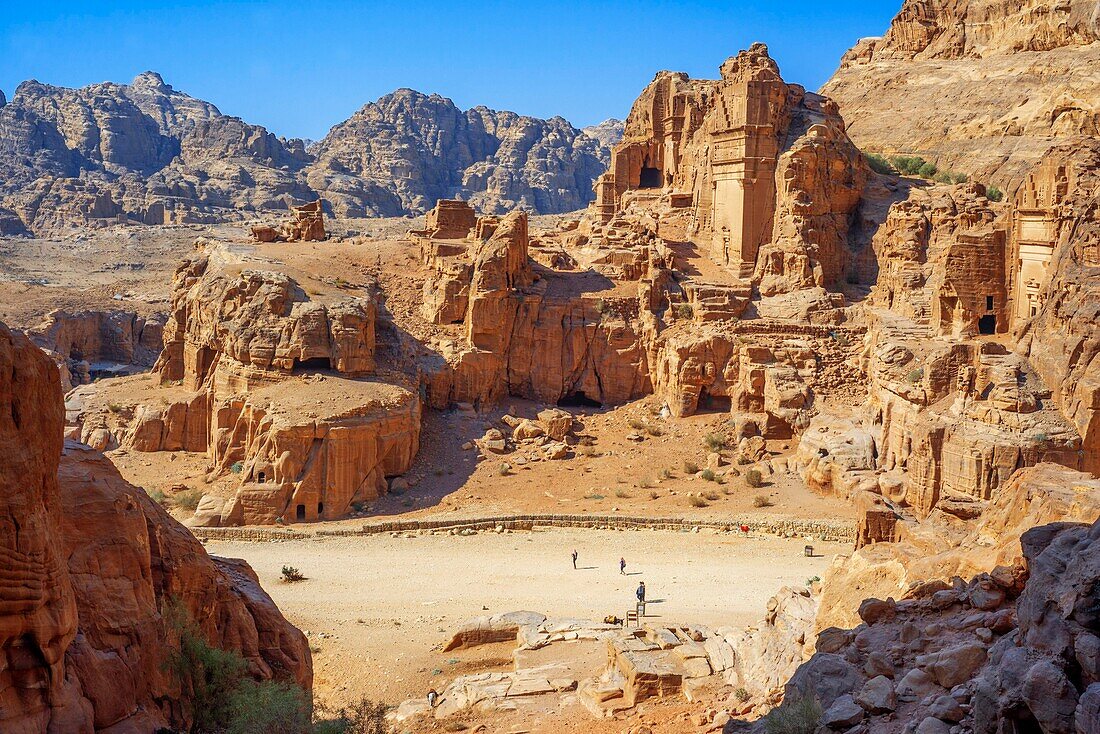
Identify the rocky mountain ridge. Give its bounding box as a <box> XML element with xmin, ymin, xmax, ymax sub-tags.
<box><xmin>0</xmin><ymin>73</ymin><xmax>621</xmax><ymax>234</ymax></box>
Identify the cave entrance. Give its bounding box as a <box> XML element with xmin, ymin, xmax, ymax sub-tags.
<box><xmin>317</xmin><ymin>502</ymin><xmax>324</xmax><ymax>518</ymax></box>
<box><xmin>557</xmin><ymin>391</ymin><xmax>603</xmax><ymax>409</ymax></box>
<box><xmin>257</xmin><ymin>471</ymin><xmax>266</xmax><ymax>483</ymax></box>
<box><xmin>978</xmin><ymin>314</ymin><xmax>997</xmax><ymax>335</ymax></box>
<box><xmin>292</xmin><ymin>356</ymin><xmax>332</xmax><ymax>374</ymax></box>
<box><xmin>295</xmin><ymin>504</ymin><xmax>306</xmax><ymax>521</ymax></box>
<box><xmin>638</xmin><ymin>167</ymin><xmax>662</xmax><ymax>189</ymax></box>
<box><xmin>696</xmin><ymin>389</ymin><xmax>732</xmax><ymax>415</ymax></box>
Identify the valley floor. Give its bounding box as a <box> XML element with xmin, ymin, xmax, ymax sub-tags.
<box><xmin>206</xmin><ymin>528</ymin><xmax>841</xmax><ymax>715</ymax></box>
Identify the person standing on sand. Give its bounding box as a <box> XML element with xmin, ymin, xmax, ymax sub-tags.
<box><xmin>572</xmin><ymin>549</ymin><xmax>578</xmax><ymax>569</ymax></box>
<box><xmin>620</xmin><ymin>557</ymin><xmax>626</xmax><ymax>575</ymax></box>
<box><xmin>636</xmin><ymin>582</ymin><xmax>646</xmax><ymax>603</ymax></box>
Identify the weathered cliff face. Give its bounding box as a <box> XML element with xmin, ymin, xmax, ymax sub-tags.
<box><xmin>29</xmin><ymin>309</ymin><xmax>165</xmax><ymax>391</ymax></box>
<box><xmin>0</xmin><ymin>321</ymin><xmax>310</xmax><ymax>732</ymax></box>
<box><xmin>769</xmin><ymin>514</ymin><xmax>1100</xmax><ymax>734</ymax></box>
<box><xmin>594</xmin><ymin>43</ymin><xmax>868</xmax><ymax>292</ymax></box>
<box><xmin>1013</xmin><ymin>142</ymin><xmax>1100</xmax><ymax>476</ymax></box>
<box><xmin>155</xmin><ymin>252</ymin><xmax>377</xmax><ymax>391</ymax></box>
<box><xmin>309</xmin><ymin>89</ymin><xmax>615</xmax><ymax>218</ymax></box>
<box><xmin>0</xmin><ymin>75</ymin><xmax>621</xmax><ymax>234</ymax></box>
<box><xmin>822</xmin><ymin>0</ymin><xmax>1100</xmax><ymax>185</ymax></box>
<box><xmin>122</xmin><ymin>249</ymin><xmax>420</xmax><ymax>526</ymax></box>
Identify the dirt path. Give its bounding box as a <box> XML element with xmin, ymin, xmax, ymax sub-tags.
<box><xmin>206</xmin><ymin>527</ymin><xmax>841</xmax><ymax>709</ymax></box>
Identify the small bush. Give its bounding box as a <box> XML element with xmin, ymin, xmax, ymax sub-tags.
<box><xmin>498</xmin><ymin>464</ymin><xmax>510</xmax><ymax>476</ymax></box>
<box><xmin>148</xmin><ymin>488</ymin><xmax>168</xmax><ymax>505</ymax></box>
<box><xmin>314</xmin><ymin>696</ymin><xmax>391</xmax><ymax>734</ymax></box>
<box><xmin>593</xmin><ymin>298</ymin><xmax>608</xmax><ymax>315</ymax></box>
<box><xmin>753</xmin><ymin>494</ymin><xmax>773</xmax><ymax>508</ymax></box>
<box><xmin>673</xmin><ymin>303</ymin><xmax>693</xmax><ymax>319</ymax></box>
<box><xmin>806</xmin><ymin>575</ymin><xmax>821</xmax><ymax>585</ymax></box>
<box><xmin>688</xmin><ymin>495</ymin><xmax>709</xmax><ymax>508</ymax></box>
<box><xmin>907</xmin><ymin>367</ymin><xmax>924</xmax><ymax>384</ymax></box>
<box><xmin>628</xmin><ymin>418</ymin><xmax>647</xmax><ymax>431</ymax></box>
<box><xmin>646</xmin><ymin>424</ymin><xmax>665</xmax><ymax>437</ymax></box>
<box><xmin>735</xmin><ymin>686</ymin><xmax>751</xmax><ymax>702</ymax></box>
<box><xmin>174</xmin><ymin>489</ymin><xmax>204</xmax><ymax>511</ymax></box>
<box><xmin>764</xmin><ymin>694</ymin><xmax>823</xmax><ymax>734</ymax></box>
<box><xmin>637</xmin><ymin>476</ymin><xmax>655</xmax><ymax>489</ymax></box>
<box><xmin>987</xmin><ymin>185</ymin><xmax>1004</xmax><ymax>202</ymax></box>
<box><xmin>703</xmin><ymin>433</ymin><xmax>728</xmax><ymax>452</ymax></box>
<box><xmin>745</xmin><ymin>470</ymin><xmax>764</xmax><ymax>488</ymax></box>
<box><xmin>615</xmin><ymin>489</ymin><xmax>632</xmax><ymax>499</ymax></box>
<box><xmin>584</xmin><ymin>493</ymin><xmax>605</xmax><ymax>501</ymax></box>
<box><xmin>658</xmin><ymin>467</ymin><xmax>672</xmax><ymax>480</ymax></box>
<box><xmin>107</xmin><ymin>403</ymin><xmax>125</xmax><ymax>413</ymax></box>
<box><xmin>230</xmin><ymin>461</ymin><xmax>244</xmax><ymax>474</ymax></box>
<box><xmin>280</xmin><ymin>565</ymin><xmax>305</xmax><ymax>583</ymax></box>
<box><xmin>649</xmin><ymin>491</ymin><xmax>661</xmax><ymax>500</ymax></box>
<box><xmin>226</xmin><ymin>679</ymin><xmax>310</xmax><ymax>734</ymax></box>
<box><xmin>683</xmin><ymin>460</ymin><xmax>700</xmax><ymax>475</ymax></box>
<box><xmin>700</xmin><ymin>468</ymin><xmax>716</xmax><ymax>482</ymax></box>
<box><xmin>864</xmin><ymin>152</ymin><xmax>894</xmax><ymax>175</ymax></box>
<box><xmin>917</xmin><ymin>162</ymin><xmax>938</xmax><ymax>178</ymax></box>
<box><xmin>703</xmin><ymin>490</ymin><xmax>721</xmax><ymax>501</ymax></box>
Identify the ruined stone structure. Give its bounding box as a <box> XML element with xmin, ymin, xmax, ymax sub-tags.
<box><xmin>594</xmin><ymin>43</ymin><xmax>867</xmax><ymax>289</ymax></box>
<box><xmin>251</xmin><ymin>199</ymin><xmax>327</xmax><ymax>242</ymax></box>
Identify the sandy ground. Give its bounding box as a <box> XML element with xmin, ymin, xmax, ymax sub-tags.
<box><xmin>206</xmin><ymin>527</ymin><xmax>842</xmax><ymax>712</ymax></box>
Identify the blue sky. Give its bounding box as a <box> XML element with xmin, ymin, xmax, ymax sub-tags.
<box><xmin>0</xmin><ymin>1</ymin><xmax>899</xmax><ymax>141</ymax></box>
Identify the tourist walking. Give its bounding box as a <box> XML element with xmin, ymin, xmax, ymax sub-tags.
<box><xmin>636</xmin><ymin>581</ymin><xmax>646</xmax><ymax>603</ymax></box>
<box><xmin>572</xmin><ymin>549</ymin><xmax>578</xmax><ymax>569</ymax></box>
<box><xmin>620</xmin><ymin>557</ymin><xmax>626</xmax><ymax>575</ymax></box>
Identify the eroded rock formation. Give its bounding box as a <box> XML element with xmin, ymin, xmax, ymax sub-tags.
<box><xmin>822</xmin><ymin>0</ymin><xmax>1100</xmax><ymax>184</ymax></box>
<box><xmin>0</xmin><ymin>321</ymin><xmax>310</xmax><ymax>732</ymax></box>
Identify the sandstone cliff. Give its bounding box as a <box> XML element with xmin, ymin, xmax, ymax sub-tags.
<box><xmin>822</xmin><ymin>0</ymin><xmax>1100</xmax><ymax>185</ymax></box>
<box><xmin>0</xmin><ymin>321</ymin><xmax>310</xmax><ymax>732</ymax></box>
<box><xmin>0</xmin><ymin>75</ymin><xmax>621</xmax><ymax>234</ymax></box>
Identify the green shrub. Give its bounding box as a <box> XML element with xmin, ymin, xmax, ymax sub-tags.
<box><xmin>753</xmin><ymin>494</ymin><xmax>773</xmax><ymax>507</ymax></box>
<box><xmin>703</xmin><ymin>433</ymin><xmax>728</xmax><ymax>452</ymax></box>
<box><xmin>646</xmin><ymin>423</ymin><xmax>665</xmax><ymax>437</ymax></box>
<box><xmin>281</xmin><ymin>566</ymin><xmax>305</xmax><ymax>583</ymax></box>
<box><xmin>226</xmin><ymin>679</ymin><xmax>310</xmax><ymax>734</ymax></box>
<box><xmin>230</xmin><ymin>461</ymin><xmax>244</xmax><ymax>474</ymax></box>
<box><xmin>688</xmin><ymin>495</ymin><xmax>708</xmax><ymax>508</ymax></box>
<box><xmin>917</xmin><ymin>162</ymin><xmax>938</xmax><ymax>178</ymax></box>
<box><xmin>673</xmin><ymin>303</ymin><xmax>693</xmax><ymax>320</ymax></box>
<box><xmin>735</xmin><ymin>686</ymin><xmax>751</xmax><ymax>702</ymax></box>
<box><xmin>907</xmin><ymin>367</ymin><xmax>924</xmax><ymax>384</ymax></box>
<box><xmin>658</xmin><ymin>467</ymin><xmax>672</xmax><ymax>480</ymax></box>
<box><xmin>864</xmin><ymin>152</ymin><xmax>894</xmax><ymax>175</ymax></box>
<box><xmin>148</xmin><ymin>488</ymin><xmax>168</xmax><ymax>505</ymax></box>
<box><xmin>174</xmin><ymin>489</ymin><xmax>204</xmax><ymax>511</ymax></box>
<box><xmin>615</xmin><ymin>488</ymin><xmax>632</xmax><ymax>498</ymax></box>
<box><xmin>628</xmin><ymin>418</ymin><xmax>647</xmax><ymax>431</ymax></box>
<box><xmin>765</xmin><ymin>694</ymin><xmax>823</xmax><ymax>734</ymax></box>
<box><xmin>700</xmin><ymin>468</ymin><xmax>716</xmax><ymax>482</ymax></box>
<box><xmin>683</xmin><ymin>460</ymin><xmax>700</xmax><ymax>474</ymax></box>
<box><xmin>987</xmin><ymin>185</ymin><xmax>1004</xmax><ymax>202</ymax></box>
<box><xmin>745</xmin><ymin>470</ymin><xmax>764</xmax><ymax>488</ymax></box>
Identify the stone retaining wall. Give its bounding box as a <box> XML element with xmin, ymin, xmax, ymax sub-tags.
<box><xmin>191</xmin><ymin>514</ymin><xmax>855</xmax><ymax>544</ymax></box>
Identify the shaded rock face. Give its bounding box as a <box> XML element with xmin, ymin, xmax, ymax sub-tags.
<box><xmin>760</xmin><ymin>516</ymin><xmax>1100</xmax><ymax>734</ymax></box>
<box><xmin>822</xmin><ymin>0</ymin><xmax>1100</xmax><ymax>185</ymax></box>
<box><xmin>29</xmin><ymin>309</ymin><xmax>166</xmax><ymax>391</ymax></box>
<box><xmin>307</xmin><ymin>88</ymin><xmax>615</xmax><ymax>217</ymax></box>
<box><xmin>0</xmin><ymin>76</ymin><xmax>621</xmax><ymax>234</ymax></box>
<box><xmin>0</xmin><ymin>321</ymin><xmax>310</xmax><ymax>732</ymax></box>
